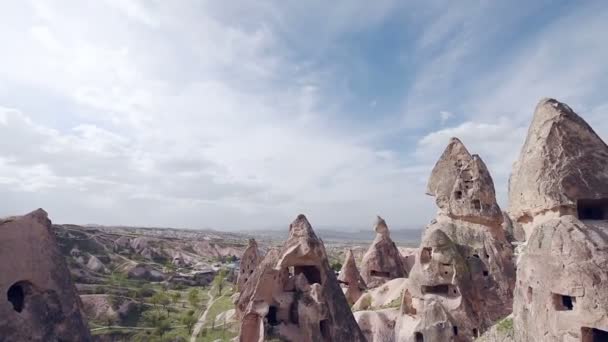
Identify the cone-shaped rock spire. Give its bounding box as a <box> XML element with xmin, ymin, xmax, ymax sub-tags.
<box><xmin>509</xmin><ymin>98</ymin><xmax>608</xmax><ymax>239</ymax></box>
<box><xmin>236</xmin><ymin>238</ymin><xmax>261</xmax><ymax>292</ymax></box>
<box><xmin>338</xmin><ymin>249</ymin><xmax>367</xmax><ymax>305</ymax></box>
<box><xmin>427</xmin><ymin>138</ymin><xmax>502</xmax><ymax>226</ymax></box>
<box><xmin>360</xmin><ymin>216</ymin><xmax>407</xmax><ymax>288</ymax></box>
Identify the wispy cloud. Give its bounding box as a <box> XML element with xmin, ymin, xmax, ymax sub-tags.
<box><xmin>0</xmin><ymin>0</ymin><xmax>606</xmax><ymax>229</ymax></box>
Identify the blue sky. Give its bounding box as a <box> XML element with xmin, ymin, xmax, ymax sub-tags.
<box><xmin>1</xmin><ymin>0</ymin><xmax>607</xmax><ymax>230</ymax></box>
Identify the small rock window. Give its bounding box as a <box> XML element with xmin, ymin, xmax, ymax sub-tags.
<box><xmin>472</xmin><ymin>199</ymin><xmax>481</xmax><ymax>210</ymax></box>
<box><xmin>453</xmin><ymin>326</ymin><xmax>458</xmax><ymax>336</ymax></box>
<box><xmin>370</xmin><ymin>270</ymin><xmax>390</xmax><ymax>278</ymax></box>
<box><xmin>581</xmin><ymin>327</ymin><xmax>608</xmax><ymax>342</ymax></box>
<box><xmin>577</xmin><ymin>199</ymin><xmax>608</xmax><ymax>220</ymax></box>
<box><xmin>7</xmin><ymin>281</ymin><xmax>31</xmax><ymax>313</ymax></box>
<box><xmin>420</xmin><ymin>247</ymin><xmax>432</xmax><ymax>264</ymax></box>
<box><xmin>454</xmin><ymin>191</ymin><xmax>463</xmax><ymax>200</ymax></box>
<box><xmin>415</xmin><ymin>332</ymin><xmax>424</xmax><ymax>342</ymax></box>
<box><xmin>267</xmin><ymin>306</ymin><xmax>279</xmax><ymax>326</ymax></box>
<box><xmin>421</xmin><ymin>284</ymin><xmax>449</xmax><ymax>295</ymax></box>
<box><xmin>552</xmin><ymin>293</ymin><xmax>575</xmax><ymax>311</ymax></box>
<box><xmin>472</xmin><ymin>328</ymin><xmax>478</xmax><ymax>337</ymax></box>
<box><xmin>527</xmin><ymin>287</ymin><xmax>533</xmax><ymax>304</ymax></box>
<box><xmin>482</xmin><ymin>270</ymin><xmax>489</xmax><ymax>277</ymax></box>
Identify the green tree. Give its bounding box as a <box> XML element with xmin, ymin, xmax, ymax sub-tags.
<box><xmin>188</xmin><ymin>288</ymin><xmax>200</xmax><ymax>308</ymax></box>
<box><xmin>181</xmin><ymin>311</ymin><xmax>197</xmax><ymax>333</ymax></box>
<box><xmin>151</xmin><ymin>292</ymin><xmax>163</xmax><ymax>315</ymax></box>
<box><xmin>154</xmin><ymin>318</ymin><xmax>171</xmax><ymax>340</ymax></box>
<box><xmin>330</xmin><ymin>261</ymin><xmax>342</xmax><ymax>273</ymax></box>
<box><xmin>170</xmin><ymin>292</ymin><xmax>181</xmax><ymax>305</ymax></box>
<box><xmin>213</xmin><ymin>269</ymin><xmax>227</xmax><ymax>296</ymax></box>
<box><xmin>159</xmin><ymin>293</ymin><xmax>171</xmax><ymax>316</ymax></box>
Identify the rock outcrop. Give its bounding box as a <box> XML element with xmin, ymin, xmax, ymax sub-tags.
<box><xmin>236</xmin><ymin>239</ymin><xmax>261</xmax><ymax>293</ymax></box>
<box><xmin>360</xmin><ymin>216</ymin><xmax>408</xmax><ymax>288</ymax></box>
<box><xmin>0</xmin><ymin>209</ymin><xmax>92</xmax><ymax>341</ymax></box>
<box><xmin>511</xmin><ymin>99</ymin><xmax>608</xmax><ymax>341</ymax></box>
<box><xmin>382</xmin><ymin>139</ymin><xmax>515</xmax><ymax>342</ymax></box>
<box><xmin>338</xmin><ymin>249</ymin><xmax>367</xmax><ymax>305</ymax></box>
<box><xmin>509</xmin><ymin>98</ymin><xmax>608</xmax><ymax>240</ymax></box>
<box><xmin>236</xmin><ymin>214</ymin><xmax>366</xmax><ymax>342</ymax></box>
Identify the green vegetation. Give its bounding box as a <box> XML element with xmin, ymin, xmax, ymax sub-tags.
<box><xmin>204</xmin><ymin>296</ymin><xmax>234</xmax><ymax>329</ymax></box>
<box><xmin>496</xmin><ymin>317</ymin><xmax>514</xmax><ymax>334</ymax></box>
<box><xmin>212</xmin><ymin>269</ymin><xmax>228</xmax><ymax>296</ymax></box>
<box><xmin>330</xmin><ymin>261</ymin><xmax>343</xmax><ymax>272</ymax></box>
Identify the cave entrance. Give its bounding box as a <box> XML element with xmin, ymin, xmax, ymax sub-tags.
<box><xmin>577</xmin><ymin>199</ymin><xmax>608</xmax><ymax>220</ymax></box>
<box><xmin>370</xmin><ymin>270</ymin><xmax>390</xmax><ymax>278</ymax></box>
<box><xmin>421</xmin><ymin>284</ymin><xmax>450</xmax><ymax>295</ymax></box>
<box><xmin>581</xmin><ymin>327</ymin><xmax>608</xmax><ymax>342</ymax></box>
<box><xmin>7</xmin><ymin>281</ymin><xmax>31</xmax><ymax>313</ymax></box>
<box><xmin>267</xmin><ymin>305</ymin><xmax>279</xmax><ymax>326</ymax></box>
<box><xmin>552</xmin><ymin>293</ymin><xmax>575</xmax><ymax>311</ymax></box>
<box><xmin>420</xmin><ymin>247</ymin><xmax>432</xmax><ymax>264</ymax></box>
<box><xmin>295</xmin><ymin>266</ymin><xmax>322</xmax><ymax>285</ymax></box>
<box><xmin>415</xmin><ymin>332</ymin><xmax>424</xmax><ymax>342</ymax></box>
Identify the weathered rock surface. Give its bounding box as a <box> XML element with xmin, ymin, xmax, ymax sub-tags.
<box><xmin>126</xmin><ymin>263</ymin><xmax>166</xmax><ymax>281</ymax></box>
<box><xmin>360</xmin><ymin>216</ymin><xmax>408</xmax><ymax>288</ymax></box>
<box><xmin>513</xmin><ymin>217</ymin><xmax>608</xmax><ymax>341</ymax></box>
<box><xmin>236</xmin><ymin>239</ymin><xmax>261</xmax><ymax>293</ymax></box>
<box><xmin>354</xmin><ymin>309</ymin><xmax>399</xmax><ymax>342</ymax></box>
<box><xmin>86</xmin><ymin>254</ymin><xmax>108</xmax><ymax>273</ymax></box>
<box><xmin>386</xmin><ymin>139</ymin><xmax>515</xmax><ymax>342</ymax></box>
<box><xmin>338</xmin><ymin>249</ymin><xmax>367</xmax><ymax>305</ymax></box>
<box><xmin>0</xmin><ymin>209</ymin><xmax>92</xmax><ymax>341</ymax></box>
<box><xmin>352</xmin><ymin>278</ymin><xmax>407</xmax><ymax>311</ymax></box>
<box><xmin>509</xmin><ymin>98</ymin><xmax>608</xmax><ymax>240</ymax></box>
<box><xmin>237</xmin><ymin>214</ymin><xmax>366</xmax><ymax>342</ymax></box>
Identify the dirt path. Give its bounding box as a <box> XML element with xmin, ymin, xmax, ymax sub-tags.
<box><xmin>190</xmin><ymin>291</ymin><xmax>218</xmax><ymax>342</ymax></box>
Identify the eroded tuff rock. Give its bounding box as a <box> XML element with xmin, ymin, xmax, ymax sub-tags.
<box><xmin>509</xmin><ymin>98</ymin><xmax>608</xmax><ymax>240</ymax></box>
<box><xmin>0</xmin><ymin>209</ymin><xmax>91</xmax><ymax>341</ymax></box>
<box><xmin>338</xmin><ymin>249</ymin><xmax>367</xmax><ymax>305</ymax></box>
<box><xmin>385</xmin><ymin>139</ymin><xmax>515</xmax><ymax>342</ymax></box>
<box><xmin>237</xmin><ymin>214</ymin><xmax>366</xmax><ymax>342</ymax></box>
<box><xmin>236</xmin><ymin>239</ymin><xmax>262</xmax><ymax>293</ymax></box>
<box><xmin>514</xmin><ymin>217</ymin><xmax>608</xmax><ymax>341</ymax></box>
<box><xmin>360</xmin><ymin>216</ymin><xmax>408</xmax><ymax>288</ymax></box>
<box><xmin>510</xmin><ymin>99</ymin><xmax>608</xmax><ymax>341</ymax></box>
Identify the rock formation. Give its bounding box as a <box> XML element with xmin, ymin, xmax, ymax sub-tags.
<box><xmin>236</xmin><ymin>214</ymin><xmax>366</xmax><ymax>342</ymax></box>
<box><xmin>372</xmin><ymin>138</ymin><xmax>516</xmax><ymax>342</ymax></box>
<box><xmin>511</xmin><ymin>99</ymin><xmax>608</xmax><ymax>341</ymax></box>
<box><xmin>360</xmin><ymin>216</ymin><xmax>408</xmax><ymax>288</ymax></box>
<box><xmin>509</xmin><ymin>98</ymin><xmax>608</xmax><ymax>240</ymax></box>
<box><xmin>0</xmin><ymin>209</ymin><xmax>92</xmax><ymax>341</ymax></box>
<box><xmin>237</xmin><ymin>238</ymin><xmax>262</xmax><ymax>293</ymax></box>
<box><xmin>338</xmin><ymin>249</ymin><xmax>367</xmax><ymax>305</ymax></box>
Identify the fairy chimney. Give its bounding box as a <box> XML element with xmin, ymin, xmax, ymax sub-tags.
<box><xmin>511</xmin><ymin>99</ymin><xmax>608</xmax><ymax>341</ymax></box>
<box><xmin>509</xmin><ymin>98</ymin><xmax>608</xmax><ymax>240</ymax></box>
<box><xmin>360</xmin><ymin>216</ymin><xmax>408</xmax><ymax>288</ymax></box>
<box><xmin>0</xmin><ymin>209</ymin><xmax>91</xmax><ymax>341</ymax></box>
<box><xmin>237</xmin><ymin>238</ymin><xmax>261</xmax><ymax>292</ymax></box>
<box><xmin>338</xmin><ymin>249</ymin><xmax>367</xmax><ymax>305</ymax></box>
<box><xmin>237</xmin><ymin>214</ymin><xmax>366</xmax><ymax>342</ymax></box>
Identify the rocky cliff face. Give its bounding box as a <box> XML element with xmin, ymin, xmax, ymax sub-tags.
<box><xmin>237</xmin><ymin>214</ymin><xmax>366</xmax><ymax>342</ymax></box>
<box><xmin>0</xmin><ymin>209</ymin><xmax>91</xmax><ymax>341</ymax></box>
<box><xmin>236</xmin><ymin>238</ymin><xmax>262</xmax><ymax>292</ymax></box>
<box><xmin>338</xmin><ymin>249</ymin><xmax>367</xmax><ymax>305</ymax></box>
<box><xmin>511</xmin><ymin>99</ymin><xmax>608</xmax><ymax>341</ymax></box>
<box><xmin>509</xmin><ymin>98</ymin><xmax>608</xmax><ymax>240</ymax></box>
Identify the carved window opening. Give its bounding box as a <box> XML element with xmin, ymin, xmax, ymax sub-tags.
<box><xmin>577</xmin><ymin>199</ymin><xmax>608</xmax><ymax>220</ymax></box>
<box><xmin>454</xmin><ymin>191</ymin><xmax>463</xmax><ymax>200</ymax></box>
<box><xmin>472</xmin><ymin>199</ymin><xmax>481</xmax><ymax>210</ymax></box>
<box><xmin>421</xmin><ymin>284</ymin><xmax>449</xmax><ymax>295</ymax></box>
<box><xmin>527</xmin><ymin>287</ymin><xmax>533</xmax><ymax>304</ymax></box>
<box><xmin>415</xmin><ymin>332</ymin><xmax>424</xmax><ymax>342</ymax></box>
<box><xmin>581</xmin><ymin>327</ymin><xmax>608</xmax><ymax>342</ymax></box>
<box><xmin>552</xmin><ymin>293</ymin><xmax>575</xmax><ymax>311</ymax></box>
<box><xmin>267</xmin><ymin>305</ymin><xmax>279</xmax><ymax>326</ymax></box>
<box><xmin>473</xmin><ymin>328</ymin><xmax>478</xmax><ymax>337</ymax></box>
<box><xmin>7</xmin><ymin>281</ymin><xmax>31</xmax><ymax>313</ymax></box>
<box><xmin>482</xmin><ymin>270</ymin><xmax>489</xmax><ymax>277</ymax></box>
<box><xmin>420</xmin><ymin>247</ymin><xmax>432</xmax><ymax>264</ymax></box>
<box><xmin>453</xmin><ymin>326</ymin><xmax>458</xmax><ymax>336</ymax></box>
<box><xmin>295</xmin><ymin>266</ymin><xmax>322</xmax><ymax>285</ymax></box>
<box><xmin>370</xmin><ymin>270</ymin><xmax>390</xmax><ymax>278</ymax></box>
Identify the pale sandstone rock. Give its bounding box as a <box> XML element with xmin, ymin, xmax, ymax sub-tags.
<box><xmin>338</xmin><ymin>249</ymin><xmax>367</xmax><ymax>305</ymax></box>
<box><xmin>236</xmin><ymin>239</ymin><xmax>261</xmax><ymax>293</ymax></box>
<box><xmin>389</xmin><ymin>139</ymin><xmax>515</xmax><ymax>342</ymax></box>
<box><xmin>354</xmin><ymin>308</ymin><xmax>399</xmax><ymax>342</ymax></box>
<box><xmin>360</xmin><ymin>216</ymin><xmax>408</xmax><ymax>288</ymax></box>
<box><xmin>0</xmin><ymin>209</ymin><xmax>91</xmax><ymax>341</ymax></box>
<box><xmin>513</xmin><ymin>217</ymin><xmax>608</xmax><ymax>341</ymax></box>
<box><xmin>509</xmin><ymin>98</ymin><xmax>608</xmax><ymax>240</ymax></box>
<box><xmin>352</xmin><ymin>278</ymin><xmax>407</xmax><ymax>311</ymax></box>
<box><xmin>398</xmin><ymin>247</ymin><xmax>417</xmax><ymax>274</ymax></box>
<box><xmin>86</xmin><ymin>254</ymin><xmax>108</xmax><ymax>273</ymax></box>
<box><xmin>237</xmin><ymin>214</ymin><xmax>366</xmax><ymax>342</ymax></box>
